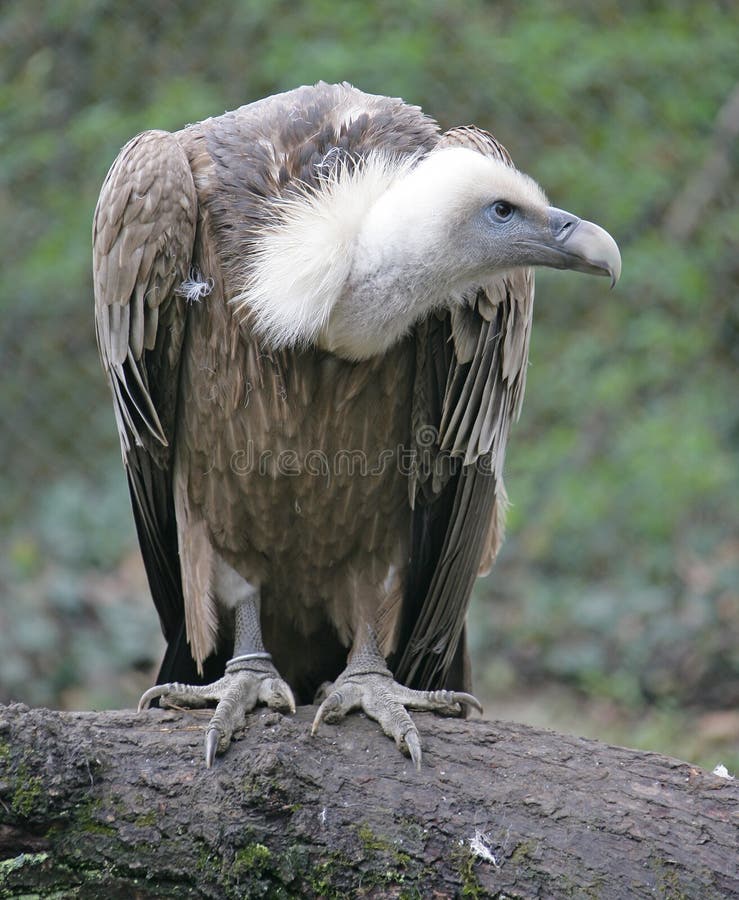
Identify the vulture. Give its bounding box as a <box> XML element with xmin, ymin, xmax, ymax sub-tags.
<box><xmin>93</xmin><ymin>82</ymin><xmax>620</xmax><ymax>768</ymax></box>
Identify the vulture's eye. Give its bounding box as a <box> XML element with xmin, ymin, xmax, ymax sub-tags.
<box><xmin>488</xmin><ymin>200</ymin><xmax>515</xmax><ymax>222</ymax></box>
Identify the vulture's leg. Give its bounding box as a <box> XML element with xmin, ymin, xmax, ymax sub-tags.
<box><xmin>139</xmin><ymin>560</ymin><xmax>295</xmax><ymax>767</ymax></box>
<box><xmin>311</xmin><ymin>625</ymin><xmax>481</xmax><ymax>769</ymax></box>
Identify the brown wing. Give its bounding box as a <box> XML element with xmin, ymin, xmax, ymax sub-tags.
<box><xmin>93</xmin><ymin>129</ymin><xmax>202</xmax><ymax>678</ymax></box>
<box><xmin>392</xmin><ymin>127</ymin><xmax>534</xmax><ymax>692</ymax></box>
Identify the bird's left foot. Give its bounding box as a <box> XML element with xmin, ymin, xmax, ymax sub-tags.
<box><xmin>311</xmin><ymin>663</ymin><xmax>482</xmax><ymax>769</ymax></box>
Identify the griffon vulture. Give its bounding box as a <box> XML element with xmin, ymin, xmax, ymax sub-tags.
<box><xmin>93</xmin><ymin>82</ymin><xmax>620</xmax><ymax>768</ymax></box>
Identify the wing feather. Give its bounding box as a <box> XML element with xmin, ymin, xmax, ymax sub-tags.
<box><xmin>93</xmin><ymin>129</ymin><xmax>197</xmax><ymax>646</ymax></box>
<box><xmin>393</xmin><ymin>127</ymin><xmax>534</xmax><ymax>692</ymax></box>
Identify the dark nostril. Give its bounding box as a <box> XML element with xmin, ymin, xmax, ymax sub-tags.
<box><xmin>555</xmin><ymin>218</ymin><xmax>579</xmax><ymax>241</ymax></box>
<box><xmin>548</xmin><ymin>208</ymin><xmax>582</xmax><ymax>241</ymax></box>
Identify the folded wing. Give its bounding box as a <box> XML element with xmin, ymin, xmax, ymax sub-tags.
<box><xmin>93</xmin><ymin>130</ymin><xmax>199</xmax><ymax>672</ymax></box>
<box><xmin>393</xmin><ymin>127</ymin><xmax>534</xmax><ymax>692</ymax></box>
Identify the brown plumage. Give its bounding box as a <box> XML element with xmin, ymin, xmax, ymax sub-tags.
<box><xmin>93</xmin><ymin>82</ymin><xmax>620</xmax><ymax>766</ymax></box>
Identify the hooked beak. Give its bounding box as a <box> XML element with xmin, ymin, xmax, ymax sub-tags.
<box><xmin>519</xmin><ymin>207</ymin><xmax>622</xmax><ymax>287</ymax></box>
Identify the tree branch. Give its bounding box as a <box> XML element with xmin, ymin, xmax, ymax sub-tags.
<box><xmin>0</xmin><ymin>703</ymin><xmax>736</xmax><ymax>898</ymax></box>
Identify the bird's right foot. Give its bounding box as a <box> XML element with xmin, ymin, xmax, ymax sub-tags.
<box><xmin>138</xmin><ymin>656</ymin><xmax>296</xmax><ymax>766</ymax></box>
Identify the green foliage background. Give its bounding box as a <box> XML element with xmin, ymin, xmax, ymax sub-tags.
<box><xmin>1</xmin><ymin>1</ymin><xmax>737</xmax><ymax>768</ymax></box>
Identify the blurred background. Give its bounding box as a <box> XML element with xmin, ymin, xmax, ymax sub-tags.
<box><xmin>1</xmin><ymin>1</ymin><xmax>737</xmax><ymax>771</ymax></box>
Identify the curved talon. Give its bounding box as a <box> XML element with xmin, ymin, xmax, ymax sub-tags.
<box><xmin>416</xmin><ymin>689</ymin><xmax>483</xmax><ymax>716</ymax></box>
<box><xmin>311</xmin><ymin>694</ymin><xmax>338</xmax><ymax>735</ymax></box>
<box><xmin>311</xmin><ymin>706</ymin><xmax>324</xmax><ymax>736</ymax></box>
<box><xmin>455</xmin><ymin>692</ymin><xmax>484</xmax><ymax>715</ymax></box>
<box><xmin>138</xmin><ymin>684</ymin><xmax>169</xmax><ymax>712</ymax></box>
<box><xmin>205</xmin><ymin>728</ymin><xmax>220</xmax><ymax>768</ymax></box>
<box><xmin>404</xmin><ymin>729</ymin><xmax>422</xmax><ymax>770</ymax></box>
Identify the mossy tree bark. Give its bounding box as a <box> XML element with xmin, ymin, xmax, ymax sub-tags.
<box><xmin>0</xmin><ymin>703</ymin><xmax>736</xmax><ymax>898</ymax></box>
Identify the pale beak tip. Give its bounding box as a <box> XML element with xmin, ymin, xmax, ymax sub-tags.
<box><xmin>608</xmin><ymin>252</ymin><xmax>622</xmax><ymax>289</ymax></box>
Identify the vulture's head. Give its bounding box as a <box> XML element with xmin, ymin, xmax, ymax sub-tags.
<box><xmin>240</xmin><ymin>146</ymin><xmax>621</xmax><ymax>360</ymax></box>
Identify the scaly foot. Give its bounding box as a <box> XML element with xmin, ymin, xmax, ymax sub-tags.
<box><xmin>311</xmin><ymin>663</ymin><xmax>482</xmax><ymax>769</ymax></box>
<box><xmin>139</xmin><ymin>654</ymin><xmax>296</xmax><ymax>766</ymax></box>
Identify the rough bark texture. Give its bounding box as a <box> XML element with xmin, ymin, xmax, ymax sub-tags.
<box><xmin>0</xmin><ymin>702</ymin><xmax>736</xmax><ymax>898</ymax></box>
